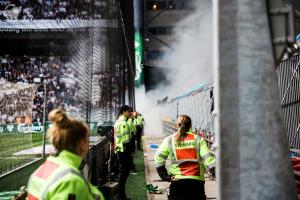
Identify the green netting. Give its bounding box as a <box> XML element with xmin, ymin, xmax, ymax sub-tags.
<box><xmin>0</xmin><ymin>131</ymin><xmax>43</xmax><ymax>176</ymax></box>
<box><xmin>0</xmin><ymin>122</ymin><xmax>99</xmax><ymax>176</ymax></box>
<box><xmin>0</xmin><ymin>159</ymin><xmax>44</xmax><ymax>192</ymax></box>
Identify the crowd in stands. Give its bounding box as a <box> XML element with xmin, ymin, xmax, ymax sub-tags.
<box><xmin>0</xmin><ymin>55</ymin><xmax>83</xmax><ymax>124</ymax></box>
<box><xmin>0</xmin><ymin>83</ymin><xmax>35</xmax><ymax>124</ymax></box>
<box><xmin>0</xmin><ymin>0</ymin><xmax>105</xmax><ymax>20</ymax></box>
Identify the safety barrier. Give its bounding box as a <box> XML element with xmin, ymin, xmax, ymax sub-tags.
<box><xmin>82</xmin><ymin>136</ymin><xmax>110</xmax><ymax>186</ymax></box>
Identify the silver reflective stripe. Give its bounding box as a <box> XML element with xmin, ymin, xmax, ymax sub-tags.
<box><xmin>157</xmin><ymin>152</ymin><xmax>168</xmax><ymax>159</ymax></box>
<box><xmin>123</xmin><ymin>140</ymin><xmax>130</xmax><ymax>144</ymax></box>
<box><xmin>201</xmin><ymin>153</ymin><xmax>212</xmax><ymax>161</ymax></box>
<box><xmin>41</xmin><ymin>168</ymin><xmax>71</xmax><ymax>200</ymax></box>
<box><xmin>41</xmin><ymin>168</ymin><xmax>100</xmax><ymax>200</ymax></box>
<box><xmin>207</xmin><ymin>162</ymin><xmax>216</xmax><ymax>169</ymax></box>
<box><xmin>171</xmin><ymin>159</ymin><xmax>199</xmax><ymax>165</ymax></box>
<box><xmin>195</xmin><ymin>136</ymin><xmax>201</xmax><ymax>154</ymax></box>
<box><xmin>168</xmin><ymin>136</ymin><xmax>175</xmax><ymax>159</ymax></box>
<box><xmin>116</xmin><ymin>132</ymin><xmax>129</xmax><ymax>137</ymax></box>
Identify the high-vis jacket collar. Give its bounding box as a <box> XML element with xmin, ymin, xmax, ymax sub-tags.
<box><xmin>57</xmin><ymin>150</ymin><xmax>82</xmax><ymax>169</ymax></box>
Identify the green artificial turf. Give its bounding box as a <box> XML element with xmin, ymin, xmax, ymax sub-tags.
<box><xmin>0</xmin><ymin>133</ymin><xmax>44</xmax><ymax>175</ymax></box>
<box><xmin>126</xmin><ymin>149</ymin><xmax>147</xmax><ymax>200</ymax></box>
<box><xmin>0</xmin><ymin>159</ymin><xmax>44</xmax><ymax>191</ymax></box>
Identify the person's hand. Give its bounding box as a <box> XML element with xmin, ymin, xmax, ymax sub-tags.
<box><xmin>209</xmin><ymin>167</ymin><xmax>216</xmax><ymax>180</ymax></box>
<box><xmin>171</xmin><ymin>176</ymin><xmax>178</xmax><ymax>182</ymax></box>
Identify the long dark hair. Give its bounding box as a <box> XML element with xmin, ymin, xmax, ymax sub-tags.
<box><xmin>176</xmin><ymin>115</ymin><xmax>192</xmax><ymax>143</ymax></box>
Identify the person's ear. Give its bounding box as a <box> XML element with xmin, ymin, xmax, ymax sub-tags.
<box><xmin>79</xmin><ymin>138</ymin><xmax>89</xmax><ymax>157</ymax></box>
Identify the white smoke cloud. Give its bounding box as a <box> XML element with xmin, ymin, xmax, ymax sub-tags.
<box><xmin>162</xmin><ymin>0</ymin><xmax>213</xmax><ymax>96</ymax></box>
<box><xmin>136</xmin><ymin>1</ymin><xmax>213</xmax><ymax>135</ymax></box>
<box><xmin>135</xmin><ymin>85</ymin><xmax>171</xmax><ymax>136</ymax></box>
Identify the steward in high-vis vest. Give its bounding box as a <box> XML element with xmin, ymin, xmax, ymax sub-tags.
<box><xmin>154</xmin><ymin>115</ymin><xmax>215</xmax><ymax>200</ymax></box>
<box><xmin>114</xmin><ymin>113</ymin><xmax>130</xmax><ymax>154</ymax></box>
<box><xmin>127</xmin><ymin>111</ymin><xmax>137</xmax><ymax>172</ymax></box>
<box><xmin>133</xmin><ymin>112</ymin><xmax>144</xmax><ymax>151</ymax></box>
<box><xmin>127</xmin><ymin>114</ymin><xmax>137</xmax><ymax>152</ymax></box>
<box><xmin>28</xmin><ymin>151</ymin><xmax>104</xmax><ymax>200</ymax></box>
<box><xmin>27</xmin><ymin>109</ymin><xmax>104</xmax><ymax>200</ymax></box>
<box><xmin>114</xmin><ymin>105</ymin><xmax>132</xmax><ymax>200</ymax></box>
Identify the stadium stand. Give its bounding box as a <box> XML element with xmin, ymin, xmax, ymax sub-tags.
<box><xmin>0</xmin><ymin>0</ymin><xmax>105</xmax><ymax>20</ymax></box>
<box><xmin>0</xmin><ymin>56</ymin><xmax>82</xmax><ymax>123</ymax></box>
<box><xmin>0</xmin><ymin>80</ymin><xmax>36</xmax><ymax>124</ymax></box>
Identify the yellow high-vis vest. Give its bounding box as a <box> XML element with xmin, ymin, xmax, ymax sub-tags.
<box><xmin>154</xmin><ymin>132</ymin><xmax>215</xmax><ymax>181</ymax></box>
<box><xmin>114</xmin><ymin>115</ymin><xmax>130</xmax><ymax>152</ymax></box>
<box><xmin>127</xmin><ymin>117</ymin><xmax>136</xmax><ymax>139</ymax></box>
<box><xmin>27</xmin><ymin>150</ymin><xmax>105</xmax><ymax>200</ymax></box>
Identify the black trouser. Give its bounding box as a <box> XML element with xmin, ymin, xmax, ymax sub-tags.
<box><xmin>168</xmin><ymin>179</ymin><xmax>206</xmax><ymax>200</ymax></box>
<box><xmin>130</xmin><ymin>135</ymin><xmax>136</xmax><ymax>154</ymax></box>
<box><xmin>129</xmin><ymin>136</ymin><xmax>136</xmax><ymax>170</ymax></box>
<box><xmin>116</xmin><ymin>145</ymin><xmax>131</xmax><ymax>199</ymax></box>
<box><xmin>136</xmin><ymin>126</ymin><xmax>143</xmax><ymax>150</ymax></box>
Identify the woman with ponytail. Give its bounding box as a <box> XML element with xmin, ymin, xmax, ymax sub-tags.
<box><xmin>27</xmin><ymin>109</ymin><xmax>105</xmax><ymax>200</ymax></box>
<box><xmin>176</xmin><ymin>115</ymin><xmax>192</xmax><ymax>144</ymax></box>
<box><xmin>154</xmin><ymin>115</ymin><xmax>216</xmax><ymax>200</ymax></box>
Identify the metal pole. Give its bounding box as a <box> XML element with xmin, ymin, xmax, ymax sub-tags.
<box><xmin>42</xmin><ymin>81</ymin><xmax>46</xmax><ymax>158</ymax></box>
<box><xmin>216</xmin><ymin>0</ymin><xmax>297</xmax><ymax>199</ymax></box>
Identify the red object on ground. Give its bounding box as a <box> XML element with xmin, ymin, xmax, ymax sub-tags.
<box><xmin>291</xmin><ymin>156</ymin><xmax>300</xmax><ymax>194</ymax></box>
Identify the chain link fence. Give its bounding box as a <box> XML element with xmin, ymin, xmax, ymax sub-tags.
<box><xmin>158</xmin><ymin>52</ymin><xmax>300</xmax><ymax>152</ymax></box>
<box><xmin>160</xmin><ymin>82</ymin><xmax>215</xmax><ymax>147</ymax></box>
<box><xmin>0</xmin><ymin>0</ymin><xmax>135</xmax><ymax>191</ymax></box>
<box><xmin>276</xmin><ymin>54</ymin><xmax>300</xmax><ymax>150</ymax></box>
<box><xmin>161</xmin><ymin>83</ymin><xmax>214</xmax><ymax>131</ymax></box>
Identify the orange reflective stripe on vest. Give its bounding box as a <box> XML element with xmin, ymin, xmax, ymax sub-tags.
<box><xmin>114</xmin><ymin>127</ymin><xmax>117</xmax><ymax>150</ymax></box>
<box><xmin>173</xmin><ymin>133</ymin><xmax>200</xmax><ymax>176</ymax></box>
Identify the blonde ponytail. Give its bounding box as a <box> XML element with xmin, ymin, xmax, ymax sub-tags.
<box><xmin>47</xmin><ymin>109</ymin><xmax>88</xmax><ymax>154</ymax></box>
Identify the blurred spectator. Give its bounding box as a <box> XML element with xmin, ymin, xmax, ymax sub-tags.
<box><xmin>25</xmin><ymin>114</ymin><xmax>30</xmax><ymax>124</ymax></box>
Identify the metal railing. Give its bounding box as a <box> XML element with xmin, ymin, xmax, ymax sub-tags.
<box><xmin>276</xmin><ymin>54</ymin><xmax>300</xmax><ymax>149</ymax></box>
